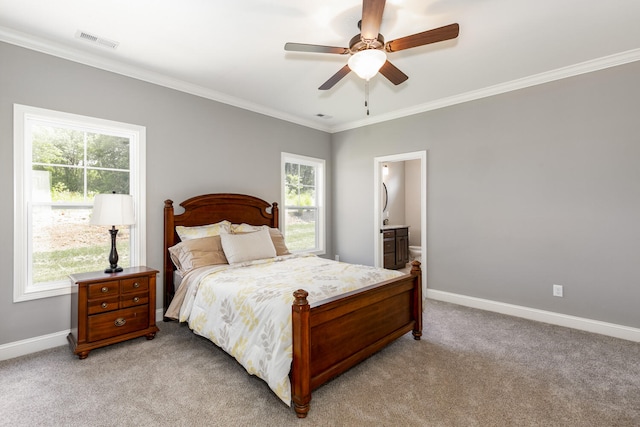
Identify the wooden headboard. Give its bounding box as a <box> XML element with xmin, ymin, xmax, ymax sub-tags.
<box><xmin>163</xmin><ymin>193</ymin><xmax>279</xmax><ymax>318</ymax></box>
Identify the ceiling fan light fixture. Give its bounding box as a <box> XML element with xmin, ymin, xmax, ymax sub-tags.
<box><xmin>348</xmin><ymin>49</ymin><xmax>387</xmax><ymax>80</ymax></box>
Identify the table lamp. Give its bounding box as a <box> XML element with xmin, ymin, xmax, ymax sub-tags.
<box><xmin>90</xmin><ymin>192</ymin><xmax>135</xmax><ymax>273</ymax></box>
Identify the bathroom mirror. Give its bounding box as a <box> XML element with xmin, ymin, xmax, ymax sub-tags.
<box><xmin>382</xmin><ymin>183</ymin><xmax>388</xmax><ymax>212</ymax></box>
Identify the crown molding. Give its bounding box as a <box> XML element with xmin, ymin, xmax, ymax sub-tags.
<box><xmin>331</xmin><ymin>48</ymin><xmax>640</xmax><ymax>133</ymax></box>
<box><xmin>0</xmin><ymin>26</ymin><xmax>331</xmax><ymax>133</ymax></box>
<box><xmin>2</xmin><ymin>26</ymin><xmax>638</xmax><ymax>134</ymax></box>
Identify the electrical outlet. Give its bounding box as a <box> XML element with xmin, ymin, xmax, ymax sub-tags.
<box><xmin>553</xmin><ymin>284</ymin><xmax>563</xmax><ymax>297</ymax></box>
<box><xmin>335</xmin><ymin>255</ymin><xmax>340</xmax><ymax>262</ymax></box>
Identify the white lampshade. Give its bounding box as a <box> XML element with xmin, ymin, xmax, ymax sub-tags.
<box><xmin>90</xmin><ymin>193</ymin><xmax>135</xmax><ymax>226</ymax></box>
<box><xmin>348</xmin><ymin>49</ymin><xmax>387</xmax><ymax>80</ymax></box>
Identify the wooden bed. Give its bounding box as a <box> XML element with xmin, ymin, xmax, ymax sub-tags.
<box><xmin>163</xmin><ymin>193</ymin><xmax>422</xmax><ymax>418</ymax></box>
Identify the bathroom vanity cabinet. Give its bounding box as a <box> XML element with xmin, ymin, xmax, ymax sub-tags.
<box><xmin>382</xmin><ymin>226</ymin><xmax>409</xmax><ymax>270</ymax></box>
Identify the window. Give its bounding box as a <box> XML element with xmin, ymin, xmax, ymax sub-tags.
<box><xmin>14</xmin><ymin>105</ymin><xmax>146</xmax><ymax>302</ymax></box>
<box><xmin>281</xmin><ymin>153</ymin><xmax>325</xmax><ymax>254</ymax></box>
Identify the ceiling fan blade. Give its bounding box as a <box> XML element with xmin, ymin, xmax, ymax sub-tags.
<box><xmin>379</xmin><ymin>60</ymin><xmax>408</xmax><ymax>85</ymax></box>
<box><xmin>385</xmin><ymin>23</ymin><xmax>459</xmax><ymax>52</ymax></box>
<box><xmin>319</xmin><ymin>64</ymin><xmax>351</xmax><ymax>90</ymax></box>
<box><xmin>361</xmin><ymin>0</ymin><xmax>386</xmax><ymax>40</ymax></box>
<box><xmin>285</xmin><ymin>42</ymin><xmax>349</xmax><ymax>55</ymax></box>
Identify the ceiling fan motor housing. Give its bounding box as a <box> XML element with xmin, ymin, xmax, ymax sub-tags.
<box><xmin>349</xmin><ymin>33</ymin><xmax>385</xmax><ymax>53</ymax></box>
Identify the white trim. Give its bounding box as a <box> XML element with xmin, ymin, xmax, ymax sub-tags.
<box><xmin>0</xmin><ymin>330</ymin><xmax>69</xmax><ymax>361</ymax></box>
<box><xmin>374</xmin><ymin>151</ymin><xmax>427</xmax><ymax>295</ymax></box>
<box><xmin>13</xmin><ymin>104</ymin><xmax>146</xmax><ymax>302</ymax></box>
<box><xmin>331</xmin><ymin>49</ymin><xmax>640</xmax><ymax>133</ymax></box>
<box><xmin>281</xmin><ymin>152</ymin><xmax>326</xmax><ymax>255</ymax></box>
<box><xmin>0</xmin><ymin>309</ymin><xmax>166</xmax><ymax>361</ymax></box>
<box><xmin>2</xmin><ymin>26</ymin><xmax>639</xmax><ymax>134</ymax></box>
<box><xmin>0</xmin><ymin>26</ymin><xmax>331</xmax><ymax>134</ymax></box>
<box><xmin>427</xmin><ymin>289</ymin><xmax>640</xmax><ymax>343</ymax></box>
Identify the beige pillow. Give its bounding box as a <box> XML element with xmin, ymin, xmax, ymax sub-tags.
<box><xmin>268</xmin><ymin>228</ymin><xmax>290</xmax><ymax>256</ymax></box>
<box><xmin>168</xmin><ymin>235</ymin><xmax>228</xmax><ymax>274</ymax></box>
<box><xmin>220</xmin><ymin>227</ymin><xmax>277</xmax><ymax>264</ymax></box>
<box><xmin>176</xmin><ymin>220</ymin><xmax>231</xmax><ymax>241</ymax></box>
<box><xmin>231</xmin><ymin>224</ymin><xmax>290</xmax><ymax>256</ymax></box>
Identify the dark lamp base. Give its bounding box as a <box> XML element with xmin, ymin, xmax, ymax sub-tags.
<box><xmin>104</xmin><ymin>226</ymin><xmax>123</xmax><ymax>274</ymax></box>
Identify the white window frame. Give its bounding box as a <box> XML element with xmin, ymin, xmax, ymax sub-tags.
<box><xmin>13</xmin><ymin>104</ymin><xmax>147</xmax><ymax>302</ymax></box>
<box><xmin>281</xmin><ymin>152</ymin><xmax>325</xmax><ymax>255</ymax></box>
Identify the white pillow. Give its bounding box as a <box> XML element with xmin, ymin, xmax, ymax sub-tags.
<box><xmin>176</xmin><ymin>220</ymin><xmax>231</xmax><ymax>241</ymax></box>
<box><xmin>220</xmin><ymin>227</ymin><xmax>277</xmax><ymax>264</ymax></box>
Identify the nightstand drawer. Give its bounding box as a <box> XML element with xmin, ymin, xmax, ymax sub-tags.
<box><xmin>87</xmin><ymin>305</ymin><xmax>149</xmax><ymax>342</ymax></box>
<box><xmin>88</xmin><ymin>281</ymin><xmax>119</xmax><ymax>299</ymax></box>
<box><xmin>120</xmin><ymin>291</ymin><xmax>148</xmax><ymax>308</ymax></box>
<box><xmin>87</xmin><ymin>296</ymin><xmax>119</xmax><ymax>315</ymax></box>
<box><xmin>121</xmin><ymin>276</ymin><xmax>148</xmax><ymax>293</ymax></box>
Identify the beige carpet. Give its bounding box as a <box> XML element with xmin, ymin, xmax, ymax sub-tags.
<box><xmin>1</xmin><ymin>300</ymin><xmax>638</xmax><ymax>426</ymax></box>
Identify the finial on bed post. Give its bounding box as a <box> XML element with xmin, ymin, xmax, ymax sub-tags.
<box><xmin>291</xmin><ymin>289</ymin><xmax>311</xmax><ymax>418</ymax></box>
<box><xmin>272</xmin><ymin>202</ymin><xmax>279</xmax><ymax>229</ymax></box>
<box><xmin>293</xmin><ymin>289</ymin><xmax>308</xmax><ymax>306</ymax></box>
<box><xmin>410</xmin><ymin>260</ymin><xmax>421</xmax><ymax>276</ymax></box>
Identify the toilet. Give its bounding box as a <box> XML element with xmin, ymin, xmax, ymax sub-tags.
<box><xmin>408</xmin><ymin>245</ymin><xmax>422</xmax><ymax>262</ymax></box>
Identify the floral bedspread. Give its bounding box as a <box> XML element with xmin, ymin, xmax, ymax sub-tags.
<box><xmin>169</xmin><ymin>254</ymin><xmax>403</xmax><ymax>405</ymax></box>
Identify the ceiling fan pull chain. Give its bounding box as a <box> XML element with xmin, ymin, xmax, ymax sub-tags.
<box><xmin>365</xmin><ymin>80</ymin><xmax>370</xmax><ymax>116</ymax></box>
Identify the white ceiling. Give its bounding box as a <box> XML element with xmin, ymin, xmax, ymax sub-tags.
<box><xmin>1</xmin><ymin>0</ymin><xmax>639</xmax><ymax>133</ymax></box>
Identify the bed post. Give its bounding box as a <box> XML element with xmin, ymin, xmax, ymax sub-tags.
<box><xmin>291</xmin><ymin>289</ymin><xmax>311</xmax><ymax>418</ymax></box>
<box><xmin>163</xmin><ymin>199</ymin><xmax>176</xmax><ymax>321</ymax></box>
<box><xmin>272</xmin><ymin>202</ymin><xmax>279</xmax><ymax>229</ymax></box>
<box><xmin>411</xmin><ymin>260</ymin><xmax>423</xmax><ymax>340</ymax></box>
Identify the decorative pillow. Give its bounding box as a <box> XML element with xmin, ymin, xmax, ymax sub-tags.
<box><xmin>168</xmin><ymin>235</ymin><xmax>228</xmax><ymax>274</ymax></box>
<box><xmin>268</xmin><ymin>227</ymin><xmax>291</xmax><ymax>256</ymax></box>
<box><xmin>176</xmin><ymin>220</ymin><xmax>231</xmax><ymax>241</ymax></box>
<box><xmin>231</xmin><ymin>224</ymin><xmax>290</xmax><ymax>256</ymax></box>
<box><xmin>220</xmin><ymin>227</ymin><xmax>277</xmax><ymax>264</ymax></box>
<box><xmin>230</xmin><ymin>223</ymin><xmax>263</xmax><ymax>233</ymax></box>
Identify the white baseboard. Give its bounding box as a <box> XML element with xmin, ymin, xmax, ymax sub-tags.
<box><xmin>0</xmin><ymin>330</ymin><xmax>70</xmax><ymax>361</ymax></box>
<box><xmin>427</xmin><ymin>289</ymin><xmax>640</xmax><ymax>342</ymax></box>
<box><xmin>0</xmin><ymin>308</ymin><xmax>166</xmax><ymax>362</ymax></box>
<box><xmin>4</xmin><ymin>298</ymin><xmax>638</xmax><ymax>362</ymax></box>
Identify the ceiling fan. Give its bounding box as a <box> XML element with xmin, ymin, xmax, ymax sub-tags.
<box><xmin>284</xmin><ymin>0</ymin><xmax>460</xmax><ymax>90</ymax></box>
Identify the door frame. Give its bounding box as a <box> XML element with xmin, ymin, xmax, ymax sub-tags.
<box><xmin>373</xmin><ymin>151</ymin><xmax>427</xmax><ymax>297</ymax></box>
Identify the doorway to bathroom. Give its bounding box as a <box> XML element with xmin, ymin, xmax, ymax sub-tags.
<box><xmin>373</xmin><ymin>151</ymin><xmax>427</xmax><ymax>293</ymax></box>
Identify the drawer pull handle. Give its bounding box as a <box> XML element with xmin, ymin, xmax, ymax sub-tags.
<box><xmin>133</xmin><ymin>282</ymin><xmax>140</xmax><ymax>288</ymax></box>
<box><xmin>114</xmin><ymin>318</ymin><xmax>126</xmax><ymax>327</ymax></box>
<box><xmin>101</xmin><ymin>302</ymin><xmax>108</xmax><ymax>308</ymax></box>
<box><xmin>133</xmin><ymin>297</ymin><xmax>140</xmax><ymax>303</ymax></box>
<box><xmin>101</xmin><ymin>286</ymin><xmax>109</xmax><ymax>293</ymax></box>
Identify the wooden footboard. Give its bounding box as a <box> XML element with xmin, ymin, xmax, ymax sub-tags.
<box><xmin>163</xmin><ymin>193</ymin><xmax>423</xmax><ymax>418</ymax></box>
<box><xmin>291</xmin><ymin>261</ymin><xmax>423</xmax><ymax>418</ymax></box>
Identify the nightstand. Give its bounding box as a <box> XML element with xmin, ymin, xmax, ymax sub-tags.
<box><xmin>68</xmin><ymin>266</ymin><xmax>159</xmax><ymax>359</ymax></box>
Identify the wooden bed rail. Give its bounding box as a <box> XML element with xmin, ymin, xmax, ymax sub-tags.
<box><xmin>291</xmin><ymin>261</ymin><xmax>423</xmax><ymax>418</ymax></box>
<box><xmin>163</xmin><ymin>192</ymin><xmax>423</xmax><ymax>418</ymax></box>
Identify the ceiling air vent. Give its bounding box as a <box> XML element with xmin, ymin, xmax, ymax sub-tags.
<box><xmin>75</xmin><ymin>30</ymin><xmax>119</xmax><ymax>49</ymax></box>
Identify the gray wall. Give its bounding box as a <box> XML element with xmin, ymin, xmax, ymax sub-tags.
<box><xmin>333</xmin><ymin>60</ymin><xmax>640</xmax><ymax>329</ymax></box>
<box><xmin>3</xmin><ymin>39</ymin><xmax>639</xmax><ymax>347</ymax></box>
<box><xmin>0</xmin><ymin>42</ymin><xmax>332</xmax><ymax>345</ymax></box>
